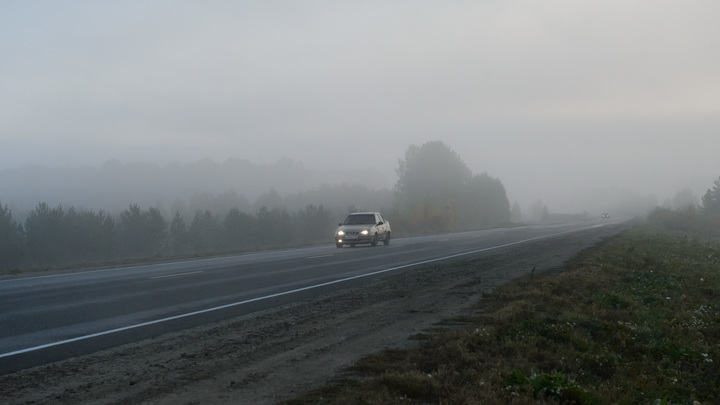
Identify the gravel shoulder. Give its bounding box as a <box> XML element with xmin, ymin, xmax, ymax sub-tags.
<box><xmin>0</xmin><ymin>223</ymin><xmax>629</xmax><ymax>404</ymax></box>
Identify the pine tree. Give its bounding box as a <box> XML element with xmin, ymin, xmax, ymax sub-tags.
<box><xmin>701</xmin><ymin>176</ymin><xmax>720</xmax><ymax>217</ymax></box>
<box><xmin>0</xmin><ymin>203</ymin><xmax>24</xmax><ymax>269</ymax></box>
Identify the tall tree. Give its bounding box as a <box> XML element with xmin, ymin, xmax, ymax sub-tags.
<box><xmin>294</xmin><ymin>204</ymin><xmax>333</xmax><ymax>242</ymax></box>
<box><xmin>0</xmin><ymin>203</ymin><xmax>24</xmax><ymax>269</ymax></box>
<box><xmin>701</xmin><ymin>176</ymin><xmax>720</xmax><ymax>217</ymax></box>
<box><xmin>224</xmin><ymin>207</ymin><xmax>255</xmax><ymax>249</ymax></box>
<box><xmin>255</xmin><ymin>207</ymin><xmax>293</xmax><ymax>246</ymax></box>
<box><xmin>168</xmin><ymin>211</ymin><xmax>189</xmax><ymax>254</ymax></box>
<box><xmin>120</xmin><ymin>204</ymin><xmax>167</xmax><ymax>257</ymax></box>
<box><xmin>510</xmin><ymin>201</ymin><xmax>523</xmax><ymax>223</ymax></box>
<box><xmin>189</xmin><ymin>210</ymin><xmax>222</xmax><ymax>253</ymax></box>
<box><xmin>24</xmin><ymin>202</ymin><xmax>66</xmax><ymax>265</ymax></box>
<box><xmin>395</xmin><ymin>141</ymin><xmax>472</xmax><ymax>210</ymax></box>
<box><xmin>530</xmin><ymin>199</ymin><xmax>549</xmax><ymax>223</ymax></box>
<box><xmin>146</xmin><ymin>207</ymin><xmax>167</xmax><ymax>255</ymax></box>
<box><xmin>63</xmin><ymin>208</ymin><xmax>116</xmax><ymax>263</ymax></box>
<box><xmin>395</xmin><ymin>141</ymin><xmax>510</xmax><ymax>229</ymax></box>
<box><xmin>460</xmin><ymin>173</ymin><xmax>511</xmax><ymax>226</ymax></box>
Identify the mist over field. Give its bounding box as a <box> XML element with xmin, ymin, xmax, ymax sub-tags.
<box><xmin>0</xmin><ymin>151</ymin><xmax>680</xmax><ymax>224</ymax></box>
<box><xmin>0</xmin><ymin>158</ymin><xmax>395</xmax><ymax>220</ymax></box>
<box><xmin>2</xmin><ymin>1</ymin><xmax>719</xmax><ymax>219</ymax></box>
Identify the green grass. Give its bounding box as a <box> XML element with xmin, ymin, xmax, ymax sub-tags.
<box><xmin>284</xmin><ymin>219</ymin><xmax>720</xmax><ymax>404</ymax></box>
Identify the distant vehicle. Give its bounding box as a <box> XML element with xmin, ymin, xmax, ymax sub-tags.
<box><xmin>335</xmin><ymin>212</ymin><xmax>391</xmax><ymax>248</ymax></box>
<box><xmin>602</xmin><ymin>213</ymin><xmax>610</xmax><ymax>219</ymax></box>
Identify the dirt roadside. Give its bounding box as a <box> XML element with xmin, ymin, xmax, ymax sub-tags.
<box><xmin>0</xmin><ymin>223</ymin><xmax>629</xmax><ymax>404</ymax></box>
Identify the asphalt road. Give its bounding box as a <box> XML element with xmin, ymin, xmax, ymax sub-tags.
<box><xmin>0</xmin><ymin>219</ymin><xmax>621</xmax><ymax>373</ymax></box>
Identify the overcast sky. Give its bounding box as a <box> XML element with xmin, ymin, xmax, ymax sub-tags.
<box><xmin>2</xmin><ymin>1</ymin><xmax>719</xmax><ymax>212</ymax></box>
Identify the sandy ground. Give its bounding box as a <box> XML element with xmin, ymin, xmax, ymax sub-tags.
<box><xmin>0</xmin><ymin>223</ymin><xmax>627</xmax><ymax>404</ymax></box>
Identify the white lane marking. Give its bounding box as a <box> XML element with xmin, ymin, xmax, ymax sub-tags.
<box><xmin>0</xmin><ymin>224</ymin><xmax>601</xmax><ymax>359</ymax></box>
<box><xmin>306</xmin><ymin>254</ymin><xmax>333</xmax><ymax>259</ymax></box>
<box><xmin>0</xmin><ymin>246</ymin><xmax>328</xmax><ymax>284</ymax></box>
<box><xmin>150</xmin><ymin>271</ymin><xmax>204</xmax><ymax>280</ymax></box>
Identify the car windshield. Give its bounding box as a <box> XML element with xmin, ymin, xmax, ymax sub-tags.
<box><xmin>343</xmin><ymin>214</ymin><xmax>376</xmax><ymax>225</ymax></box>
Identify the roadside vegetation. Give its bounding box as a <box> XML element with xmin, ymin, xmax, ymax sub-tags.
<box><xmin>284</xmin><ymin>208</ymin><xmax>720</xmax><ymax>404</ymax></box>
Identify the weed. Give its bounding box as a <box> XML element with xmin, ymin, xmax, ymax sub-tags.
<box><xmin>284</xmin><ymin>219</ymin><xmax>720</xmax><ymax>404</ymax></box>
<box><xmin>506</xmin><ymin>369</ymin><xmax>596</xmax><ymax>404</ymax></box>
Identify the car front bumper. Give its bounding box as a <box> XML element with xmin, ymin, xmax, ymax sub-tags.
<box><xmin>335</xmin><ymin>235</ymin><xmax>374</xmax><ymax>244</ymax></box>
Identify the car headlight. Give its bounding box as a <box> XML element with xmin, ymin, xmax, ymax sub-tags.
<box><xmin>337</xmin><ymin>230</ymin><xmax>345</xmax><ymax>236</ymax></box>
<box><xmin>361</xmin><ymin>230</ymin><xmax>369</xmax><ymax>235</ymax></box>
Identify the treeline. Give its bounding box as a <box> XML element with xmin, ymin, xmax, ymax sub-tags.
<box><xmin>0</xmin><ymin>141</ymin><xmax>519</xmax><ymax>273</ymax></box>
<box><xmin>168</xmin><ymin>183</ymin><xmax>394</xmax><ymax>225</ymax></box>
<box><xmin>0</xmin><ymin>182</ymin><xmax>397</xmax><ymax>273</ymax></box>
<box><xmin>649</xmin><ymin>174</ymin><xmax>720</xmax><ymax>237</ymax></box>
<box><xmin>0</xmin><ymin>202</ymin><xmax>335</xmax><ymax>272</ymax></box>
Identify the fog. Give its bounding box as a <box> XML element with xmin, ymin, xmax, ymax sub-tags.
<box><xmin>0</xmin><ymin>159</ymin><xmax>396</xmax><ymax>221</ymax></box>
<box><xmin>2</xmin><ymin>1</ymin><xmax>719</xmax><ymax>217</ymax></box>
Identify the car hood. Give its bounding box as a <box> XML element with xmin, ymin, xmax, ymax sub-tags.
<box><xmin>337</xmin><ymin>224</ymin><xmax>375</xmax><ymax>232</ymax></box>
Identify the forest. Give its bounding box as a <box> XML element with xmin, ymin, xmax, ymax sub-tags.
<box><xmin>1</xmin><ymin>142</ymin><xmax>517</xmax><ymax>272</ymax></box>
<box><xmin>0</xmin><ymin>141</ymin><xmax>531</xmax><ymax>272</ymax></box>
<box><xmin>4</xmin><ymin>139</ymin><xmax>719</xmax><ymax>274</ymax></box>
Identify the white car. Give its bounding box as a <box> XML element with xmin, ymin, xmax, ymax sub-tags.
<box><xmin>335</xmin><ymin>212</ymin><xmax>391</xmax><ymax>248</ymax></box>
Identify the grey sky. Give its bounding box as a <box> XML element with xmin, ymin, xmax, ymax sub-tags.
<box><xmin>2</xmin><ymin>1</ymin><xmax>719</xmax><ymax>213</ymax></box>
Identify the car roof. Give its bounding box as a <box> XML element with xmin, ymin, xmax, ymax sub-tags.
<box><xmin>348</xmin><ymin>212</ymin><xmax>379</xmax><ymax>215</ymax></box>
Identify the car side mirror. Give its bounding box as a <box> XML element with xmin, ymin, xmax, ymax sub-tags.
<box><xmin>377</xmin><ymin>221</ymin><xmax>383</xmax><ymax>225</ymax></box>
<box><xmin>338</xmin><ymin>223</ymin><xmax>342</xmax><ymax>226</ymax></box>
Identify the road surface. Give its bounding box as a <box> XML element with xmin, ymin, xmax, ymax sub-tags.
<box><xmin>1</xmin><ymin>219</ymin><xmax>628</xmax><ymax>404</ymax></box>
